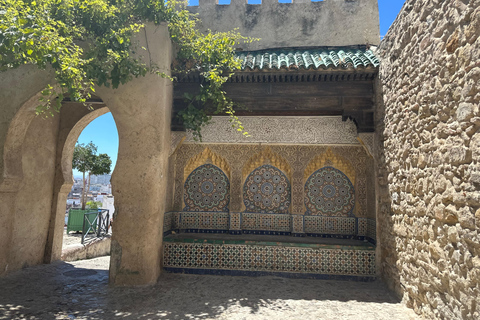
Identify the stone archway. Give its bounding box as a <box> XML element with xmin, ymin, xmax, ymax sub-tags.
<box><xmin>0</xmin><ymin>95</ymin><xmax>118</xmax><ymax>278</ymax></box>
<box><xmin>43</xmin><ymin>105</ymin><xmax>112</xmax><ymax>264</ymax></box>
<box><xmin>0</xmin><ymin>79</ymin><xmax>60</xmax><ymax>275</ymax></box>
<box><xmin>0</xmin><ymin>23</ymin><xmax>173</xmax><ymax>287</ymax></box>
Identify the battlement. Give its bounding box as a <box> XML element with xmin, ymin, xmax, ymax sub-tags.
<box><xmin>188</xmin><ymin>0</ymin><xmax>380</xmax><ymax>50</ymax></box>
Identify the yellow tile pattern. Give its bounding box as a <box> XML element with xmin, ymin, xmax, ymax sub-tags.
<box><xmin>242</xmin><ymin>147</ymin><xmax>292</xmax><ymax>183</ymax></box>
<box><xmin>303</xmin><ymin>147</ymin><xmax>355</xmax><ymax>185</ymax></box>
<box><xmin>184</xmin><ymin>147</ymin><xmax>231</xmax><ymax>182</ymax></box>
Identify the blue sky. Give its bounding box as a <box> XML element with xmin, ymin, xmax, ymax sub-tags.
<box><xmin>73</xmin><ymin>0</ymin><xmax>405</xmax><ymax>177</ymax></box>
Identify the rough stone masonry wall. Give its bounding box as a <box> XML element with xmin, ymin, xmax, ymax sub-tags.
<box><xmin>377</xmin><ymin>0</ymin><xmax>480</xmax><ymax>319</ymax></box>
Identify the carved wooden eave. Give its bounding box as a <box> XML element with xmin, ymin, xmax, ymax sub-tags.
<box><xmin>172</xmin><ymin>47</ymin><xmax>379</xmax><ymax>133</ymax></box>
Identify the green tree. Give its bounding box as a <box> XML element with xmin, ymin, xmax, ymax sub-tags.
<box><xmin>86</xmin><ymin>200</ymin><xmax>102</xmax><ymax>210</ymax></box>
<box><xmin>0</xmin><ymin>0</ymin><xmax>253</xmax><ymax>139</ymax></box>
<box><xmin>72</xmin><ymin>142</ymin><xmax>111</xmax><ymax>210</ymax></box>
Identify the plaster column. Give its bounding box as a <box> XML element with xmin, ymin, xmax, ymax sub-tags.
<box><xmin>0</xmin><ymin>186</ymin><xmax>18</xmax><ymax>275</ymax></box>
<box><xmin>0</xmin><ymin>67</ymin><xmax>57</xmax><ymax>276</ymax></box>
<box><xmin>98</xmin><ymin>23</ymin><xmax>173</xmax><ymax>286</ymax></box>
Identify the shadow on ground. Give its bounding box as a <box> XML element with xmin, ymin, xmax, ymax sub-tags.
<box><xmin>0</xmin><ymin>257</ymin><xmax>417</xmax><ymax>320</ymax></box>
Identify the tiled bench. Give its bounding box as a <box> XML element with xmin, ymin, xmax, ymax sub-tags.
<box><xmin>163</xmin><ymin>233</ymin><xmax>376</xmax><ymax>281</ymax></box>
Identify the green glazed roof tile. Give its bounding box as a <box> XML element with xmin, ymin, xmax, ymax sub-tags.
<box><xmin>237</xmin><ymin>47</ymin><xmax>379</xmax><ymax>71</ymax></box>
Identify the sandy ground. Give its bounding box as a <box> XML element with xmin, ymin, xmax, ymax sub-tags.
<box><xmin>0</xmin><ymin>256</ymin><xmax>420</xmax><ymax>320</ymax></box>
<box><xmin>63</xmin><ymin>230</ymin><xmax>84</xmax><ymax>247</ymax></box>
<box><xmin>63</xmin><ymin>227</ymin><xmax>112</xmax><ymax>248</ymax></box>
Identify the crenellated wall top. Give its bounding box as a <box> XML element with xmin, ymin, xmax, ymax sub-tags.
<box><xmin>188</xmin><ymin>0</ymin><xmax>380</xmax><ymax>50</ymax></box>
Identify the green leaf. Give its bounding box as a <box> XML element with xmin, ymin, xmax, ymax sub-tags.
<box><xmin>2</xmin><ymin>0</ymin><xmax>254</xmax><ymax>141</ymax></box>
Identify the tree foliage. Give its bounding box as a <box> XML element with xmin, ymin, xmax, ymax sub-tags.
<box><xmin>72</xmin><ymin>142</ymin><xmax>97</xmax><ymax>174</ymax></box>
<box><xmin>72</xmin><ymin>142</ymin><xmax>111</xmax><ymax>209</ymax></box>
<box><xmin>86</xmin><ymin>200</ymin><xmax>102</xmax><ymax>209</ymax></box>
<box><xmin>0</xmin><ymin>0</ymin><xmax>253</xmax><ymax>139</ymax></box>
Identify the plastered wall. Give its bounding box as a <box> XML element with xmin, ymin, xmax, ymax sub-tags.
<box><xmin>0</xmin><ymin>24</ymin><xmax>173</xmax><ymax>287</ymax></box>
<box><xmin>188</xmin><ymin>0</ymin><xmax>380</xmax><ymax>50</ymax></box>
<box><xmin>377</xmin><ymin>0</ymin><xmax>480</xmax><ymax>318</ymax></box>
<box><xmin>0</xmin><ymin>66</ymin><xmax>59</xmax><ymax>275</ymax></box>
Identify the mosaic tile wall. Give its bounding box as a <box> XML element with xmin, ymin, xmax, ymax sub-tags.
<box><xmin>241</xmin><ymin>213</ymin><xmax>291</xmax><ymax>233</ymax></box>
<box><xmin>357</xmin><ymin>218</ymin><xmax>368</xmax><ymax>237</ymax></box>
<box><xmin>304</xmin><ymin>216</ymin><xmax>356</xmax><ymax>235</ymax></box>
<box><xmin>243</xmin><ymin>164</ymin><xmax>291</xmax><ymax>214</ymax></box>
<box><xmin>304</xmin><ymin>167</ymin><xmax>355</xmax><ymax>217</ymax></box>
<box><xmin>164</xmin><ymin>212</ymin><xmax>173</xmax><ymax>234</ymax></box>
<box><xmin>367</xmin><ymin>218</ymin><xmax>376</xmax><ymax>241</ymax></box>
<box><xmin>172</xmin><ymin>144</ymin><xmax>369</xmax><ymax>217</ymax></box>
<box><xmin>184</xmin><ymin>164</ymin><xmax>230</xmax><ymax>212</ymax></box>
<box><xmin>164</xmin><ymin>212</ymin><xmax>376</xmax><ymax>241</ymax></box>
<box><xmin>179</xmin><ymin>212</ymin><xmax>230</xmax><ymax>231</ymax></box>
<box><xmin>163</xmin><ymin>241</ymin><xmax>376</xmax><ymax>277</ymax></box>
<box><xmin>163</xmin><ymin>212</ymin><xmax>180</xmax><ymax>235</ymax></box>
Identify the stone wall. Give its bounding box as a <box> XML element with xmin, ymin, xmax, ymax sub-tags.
<box><xmin>188</xmin><ymin>0</ymin><xmax>380</xmax><ymax>50</ymax></box>
<box><xmin>377</xmin><ymin>0</ymin><xmax>480</xmax><ymax>318</ymax></box>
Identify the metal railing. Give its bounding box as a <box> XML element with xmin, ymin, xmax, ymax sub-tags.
<box><xmin>81</xmin><ymin>209</ymin><xmax>110</xmax><ymax>244</ymax></box>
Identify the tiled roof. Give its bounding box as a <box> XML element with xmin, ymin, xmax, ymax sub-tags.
<box><xmin>237</xmin><ymin>48</ymin><xmax>379</xmax><ymax>71</ymax></box>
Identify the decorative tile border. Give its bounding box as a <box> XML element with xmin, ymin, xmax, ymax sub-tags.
<box><xmin>357</xmin><ymin>218</ymin><xmax>368</xmax><ymax>237</ymax></box>
<box><xmin>173</xmin><ymin>212</ymin><xmax>181</xmax><ymax>229</ymax></box>
<box><xmin>179</xmin><ymin>212</ymin><xmax>229</xmax><ymax>230</ymax></box>
<box><xmin>163</xmin><ymin>212</ymin><xmax>173</xmax><ymax>235</ymax></box>
<box><xmin>241</xmin><ymin>213</ymin><xmax>291</xmax><ymax>232</ymax></box>
<box><xmin>367</xmin><ymin>218</ymin><xmax>376</xmax><ymax>242</ymax></box>
<box><xmin>164</xmin><ymin>212</ymin><xmax>375</xmax><ymax>242</ymax></box>
<box><xmin>229</xmin><ymin>212</ymin><xmax>241</xmax><ymax>231</ymax></box>
<box><xmin>163</xmin><ymin>212</ymin><xmax>181</xmax><ymax>236</ymax></box>
<box><xmin>163</xmin><ymin>242</ymin><xmax>375</xmax><ymax>277</ymax></box>
<box><xmin>291</xmin><ymin>215</ymin><xmax>305</xmax><ymax>234</ymax></box>
<box><xmin>304</xmin><ymin>216</ymin><xmax>356</xmax><ymax>235</ymax></box>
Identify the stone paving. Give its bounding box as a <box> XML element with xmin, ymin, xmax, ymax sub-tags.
<box><xmin>0</xmin><ymin>257</ymin><xmax>420</xmax><ymax>320</ymax></box>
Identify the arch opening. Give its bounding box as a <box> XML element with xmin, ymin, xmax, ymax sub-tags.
<box><xmin>61</xmin><ymin>108</ymin><xmax>119</xmax><ymax>262</ymax></box>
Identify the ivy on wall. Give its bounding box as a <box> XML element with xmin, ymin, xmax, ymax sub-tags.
<box><xmin>0</xmin><ymin>0</ymin><xmax>254</xmax><ymax>139</ymax></box>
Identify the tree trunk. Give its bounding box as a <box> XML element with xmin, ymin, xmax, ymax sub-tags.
<box><xmin>81</xmin><ymin>171</ymin><xmax>86</xmax><ymax>210</ymax></box>
<box><xmin>86</xmin><ymin>172</ymin><xmax>92</xmax><ymax>208</ymax></box>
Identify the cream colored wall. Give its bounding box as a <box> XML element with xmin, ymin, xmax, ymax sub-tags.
<box><xmin>189</xmin><ymin>0</ymin><xmax>380</xmax><ymax>50</ymax></box>
<box><xmin>8</xmin><ymin>111</ymin><xmax>59</xmax><ymax>271</ymax></box>
<box><xmin>0</xmin><ymin>66</ymin><xmax>58</xmax><ymax>275</ymax></box>
<box><xmin>96</xmin><ymin>23</ymin><xmax>173</xmax><ymax>286</ymax></box>
<box><xmin>0</xmin><ymin>23</ymin><xmax>173</xmax><ymax>287</ymax></box>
